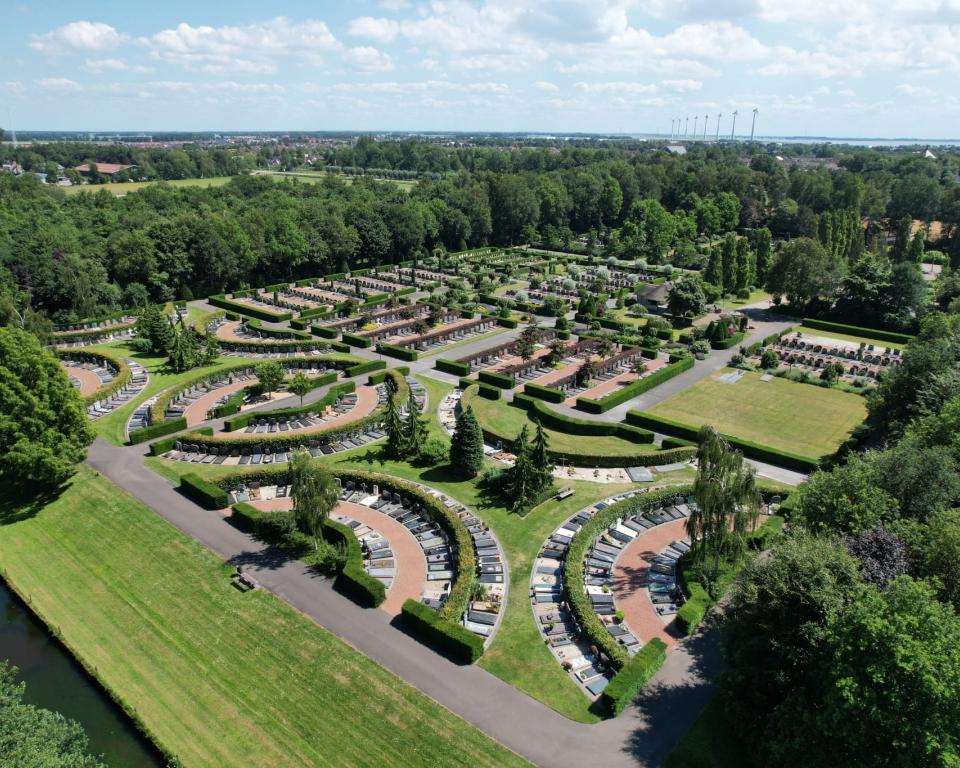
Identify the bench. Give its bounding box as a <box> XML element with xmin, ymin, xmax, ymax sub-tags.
<box><xmin>231</xmin><ymin>569</ymin><xmax>259</xmax><ymax>592</ymax></box>
<box><xmin>555</xmin><ymin>487</ymin><xmax>575</xmax><ymax>500</ymax></box>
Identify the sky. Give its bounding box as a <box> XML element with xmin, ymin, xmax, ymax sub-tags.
<box><xmin>2</xmin><ymin>0</ymin><xmax>960</xmax><ymax>138</ymax></box>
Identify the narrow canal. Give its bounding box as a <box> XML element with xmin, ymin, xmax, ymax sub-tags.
<box><xmin>0</xmin><ymin>581</ymin><xmax>164</xmax><ymax>767</ymax></box>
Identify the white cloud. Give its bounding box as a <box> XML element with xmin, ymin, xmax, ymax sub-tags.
<box><xmin>533</xmin><ymin>80</ymin><xmax>560</xmax><ymax>91</ymax></box>
<box><xmin>896</xmin><ymin>83</ymin><xmax>934</xmax><ymax>97</ymax></box>
<box><xmin>82</xmin><ymin>58</ymin><xmax>152</xmax><ymax>74</ymax></box>
<box><xmin>37</xmin><ymin>78</ymin><xmax>83</xmax><ymax>92</ymax></box>
<box><xmin>348</xmin><ymin>17</ymin><xmax>401</xmax><ymax>43</ymax></box>
<box><xmin>662</xmin><ymin>79</ymin><xmax>703</xmax><ymax>92</ymax></box>
<box><xmin>143</xmin><ymin>17</ymin><xmax>340</xmax><ymax>73</ymax></box>
<box><xmin>30</xmin><ymin>21</ymin><xmax>126</xmax><ymax>54</ymax></box>
<box><xmin>346</xmin><ymin>46</ymin><xmax>395</xmax><ymax>72</ymax></box>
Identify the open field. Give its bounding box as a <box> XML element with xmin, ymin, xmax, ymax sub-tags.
<box><xmin>462</xmin><ymin>385</ymin><xmax>662</xmax><ymax>459</ymax></box>
<box><xmin>0</xmin><ymin>466</ymin><xmax>528</xmax><ymax>768</ymax></box>
<box><xmin>718</xmin><ymin>289</ymin><xmax>772</xmax><ymax>309</ymax></box>
<box><xmin>648</xmin><ymin>368</ymin><xmax>867</xmax><ymax>459</ymax></box>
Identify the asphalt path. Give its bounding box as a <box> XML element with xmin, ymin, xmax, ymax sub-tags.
<box><xmin>87</xmin><ymin>437</ymin><xmax>721</xmax><ymax>768</ymax></box>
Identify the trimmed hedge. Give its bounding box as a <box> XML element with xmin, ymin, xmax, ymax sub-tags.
<box><xmin>478</xmin><ymin>370</ymin><xmax>515</xmax><ymax>389</ymax></box>
<box><xmin>458</xmin><ymin>376</ymin><xmax>475</xmax><ymax>391</ymax></box>
<box><xmin>128</xmin><ymin>417</ymin><xmax>187</xmax><ymax>445</ymax></box>
<box><xmin>322</xmin><ymin>518</ymin><xmax>387</xmax><ymax>608</ymax></box>
<box><xmin>565</xmin><ymin>488</ymin><xmax>690</xmax><ymax>668</ymax></box>
<box><xmin>400</xmin><ymin>600</ymin><xmax>485</xmax><ymax>664</ymax></box>
<box><xmin>223</xmin><ymin>381</ymin><xmax>356</xmax><ymax>432</ymax></box>
<box><xmin>344</xmin><ymin>360</ymin><xmax>385</xmax><ymax>378</ymax></box>
<box><xmin>377</xmin><ymin>343</ymin><xmax>418</xmax><ymax>361</ymax></box>
<box><xmin>312</xmin><ymin>325</ymin><xmax>340</xmax><ymax>339</ymax></box>
<box><xmin>522</xmin><ymin>382</ymin><xmax>565</xmax><ymax>403</ymax></box>
<box><xmin>149</xmin><ymin>427</ymin><xmax>214</xmax><ymax>456</ymax></box>
<box><xmin>624</xmin><ymin>411</ymin><xmax>820</xmax><ymax>472</ymax></box>
<box><xmin>496</xmin><ymin>316</ymin><xmax>518</xmax><ymax>329</ymax></box>
<box><xmin>230</xmin><ymin>502</ymin><xmax>263</xmax><ymax>533</ymax></box>
<box><xmin>341</xmin><ymin>332</ymin><xmax>372</xmax><ymax>348</ymax></box>
<box><xmin>245</xmin><ymin>318</ymin><xmax>311</xmax><ymax>340</ymax></box>
<box><xmin>435</xmin><ymin>358</ymin><xmax>471</xmax><ymax>377</ymax></box>
<box><xmin>368</xmin><ymin>366</ymin><xmax>409</xmax><ymax>385</ymax></box>
<box><xmin>179</xmin><ymin>474</ymin><xmax>229</xmax><ymax>509</ymax></box>
<box><xmin>477</xmin><ymin>383</ymin><xmax>501</xmax><ymax>400</ymax></box>
<box><xmin>208</xmin><ymin>294</ymin><xmax>293</xmax><ymax>323</ymax></box>
<box><xmin>710</xmin><ymin>331</ymin><xmax>746</xmax><ymax>350</ymax></box>
<box><xmin>661</xmin><ymin>436</ymin><xmax>695</xmax><ymax>449</ymax></box>
<box><xmin>601</xmin><ymin>638</ymin><xmax>668</xmax><ymax>715</ymax></box>
<box><xmin>511</xmin><ymin>394</ymin><xmax>653</xmax><ymax>443</ymax></box>
<box><xmin>575</xmin><ymin>357</ymin><xmax>694</xmax><ymax>414</ymax></box>
<box><xmin>57</xmin><ymin>348</ymin><xmax>132</xmax><ymax>406</ymax></box>
<box><xmin>800</xmin><ymin>318</ymin><xmax>913</xmax><ymax>345</ymax></box>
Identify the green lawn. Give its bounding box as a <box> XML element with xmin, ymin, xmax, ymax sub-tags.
<box><xmin>63</xmin><ymin>176</ymin><xmax>236</xmax><ymax>195</ymax></box>
<box><xmin>718</xmin><ymin>289</ymin><xmax>772</xmax><ymax>309</ymax></box>
<box><xmin>662</xmin><ymin>696</ymin><xmax>747</xmax><ymax>768</ymax></box>
<box><xmin>462</xmin><ymin>385</ymin><xmax>663</xmax><ymax>459</ymax></box>
<box><xmin>648</xmin><ymin>369</ymin><xmax>867</xmax><ymax>460</ymax></box>
<box><xmin>797</xmin><ymin>326</ymin><xmax>906</xmax><ymax>351</ymax></box>
<box><xmin>0</xmin><ymin>466</ymin><xmax>528</xmax><ymax>768</ymax></box>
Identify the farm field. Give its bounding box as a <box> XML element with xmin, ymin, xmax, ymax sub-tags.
<box><xmin>0</xmin><ymin>466</ymin><xmax>528</xmax><ymax>768</ymax></box>
<box><xmin>647</xmin><ymin>368</ymin><xmax>867</xmax><ymax>460</ymax></box>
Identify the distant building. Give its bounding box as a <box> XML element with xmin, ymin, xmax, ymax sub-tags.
<box><xmin>73</xmin><ymin>162</ymin><xmax>135</xmax><ymax>177</ymax></box>
<box><xmin>636</xmin><ymin>281</ymin><xmax>672</xmax><ymax>311</ymax></box>
<box><xmin>665</xmin><ymin>145</ymin><xmax>687</xmax><ymax>155</ymax></box>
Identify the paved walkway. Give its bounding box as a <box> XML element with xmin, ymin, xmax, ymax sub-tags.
<box><xmin>86</xmin><ymin>437</ymin><xmax>721</xmax><ymax>768</ymax></box>
<box><xmin>252</xmin><ymin>497</ymin><xmax>427</xmax><ymax>616</ymax></box>
<box><xmin>612</xmin><ymin>519</ymin><xmax>688</xmax><ymax>650</ymax></box>
<box><xmin>63</xmin><ymin>366</ymin><xmax>102</xmax><ymax>397</ymax></box>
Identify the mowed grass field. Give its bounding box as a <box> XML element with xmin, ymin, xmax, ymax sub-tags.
<box><xmin>648</xmin><ymin>369</ymin><xmax>867</xmax><ymax>459</ymax></box>
<box><xmin>0</xmin><ymin>466</ymin><xmax>528</xmax><ymax>768</ymax></box>
<box><xmin>461</xmin><ymin>384</ymin><xmax>662</xmax><ymax>459</ymax></box>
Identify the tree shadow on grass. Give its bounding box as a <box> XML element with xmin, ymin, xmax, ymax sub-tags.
<box><xmin>0</xmin><ymin>479</ymin><xmax>71</xmax><ymax>526</ymax></box>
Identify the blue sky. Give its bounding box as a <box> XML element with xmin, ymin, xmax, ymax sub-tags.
<box><xmin>3</xmin><ymin>0</ymin><xmax>959</xmax><ymax>137</ymax></box>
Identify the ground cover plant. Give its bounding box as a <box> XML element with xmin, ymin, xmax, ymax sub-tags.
<box><xmin>646</xmin><ymin>368</ymin><xmax>866</xmax><ymax>460</ymax></box>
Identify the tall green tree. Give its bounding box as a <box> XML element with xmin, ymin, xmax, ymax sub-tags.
<box><xmin>733</xmin><ymin>238</ymin><xmax>752</xmax><ymax>292</ymax></box>
<box><xmin>134</xmin><ymin>303</ymin><xmax>173</xmax><ymax>355</ymax></box>
<box><xmin>0</xmin><ymin>327</ymin><xmax>93</xmax><ymax>486</ymax></box>
<box><xmin>383</xmin><ymin>391</ymin><xmax>404</xmax><ymax>458</ymax></box>
<box><xmin>449</xmin><ymin>405</ymin><xmax>484</xmax><ymax>477</ymax></box>
<box><xmin>530</xmin><ymin>422</ymin><xmax>553</xmax><ymax>492</ymax></box>
<box><xmin>403</xmin><ymin>386</ymin><xmax>427</xmax><ymax>456</ymax></box>
<box><xmin>508</xmin><ymin>425</ymin><xmax>536</xmax><ymax>514</ymax></box>
<box><xmin>704</xmin><ymin>247</ymin><xmax>723</xmax><ymax>289</ymax></box>
<box><xmin>892</xmin><ymin>215</ymin><xmax>914</xmax><ymax>262</ymax></box>
<box><xmin>720</xmin><ymin>233</ymin><xmax>738</xmax><ymax>292</ymax></box>
<box><xmin>254</xmin><ymin>360</ymin><xmax>284</xmax><ymax>400</ymax></box>
<box><xmin>287</xmin><ymin>371</ymin><xmax>312</xmax><ymax>406</ymax></box>
<box><xmin>752</xmin><ymin>227</ymin><xmax>773</xmax><ymax>284</ymax></box>
<box><xmin>688</xmin><ymin>425</ymin><xmax>760</xmax><ymax>585</ymax></box>
<box><xmin>0</xmin><ymin>663</ymin><xmax>105</xmax><ymax>768</ymax></box>
<box><xmin>765</xmin><ymin>237</ymin><xmax>843</xmax><ymax>307</ymax></box>
<box><xmin>167</xmin><ymin>318</ymin><xmax>201</xmax><ymax>373</ymax></box>
<box><xmin>290</xmin><ymin>450</ymin><xmax>339</xmax><ymax>551</ymax></box>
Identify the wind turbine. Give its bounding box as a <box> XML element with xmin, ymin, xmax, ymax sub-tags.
<box><xmin>750</xmin><ymin>108</ymin><xmax>759</xmax><ymax>141</ymax></box>
<box><xmin>703</xmin><ymin>113</ymin><xmax>709</xmax><ymax>140</ymax></box>
<box><xmin>715</xmin><ymin>113</ymin><xmax>722</xmax><ymax>141</ymax></box>
<box><xmin>693</xmin><ymin>115</ymin><xmax>698</xmax><ymax>137</ymax></box>
<box><xmin>684</xmin><ymin>116</ymin><xmax>689</xmax><ymax>137</ymax></box>
<box><xmin>730</xmin><ymin>110</ymin><xmax>738</xmax><ymax>140</ymax></box>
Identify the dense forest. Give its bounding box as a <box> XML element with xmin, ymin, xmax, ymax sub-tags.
<box><xmin>1</xmin><ymin>139</ymin><xmax>958</xmax><ymax>324</ymax></box>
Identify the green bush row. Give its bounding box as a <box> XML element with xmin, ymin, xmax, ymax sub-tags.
<box><xmin>435</xmin><ymin>358</ymin><xmax>471</xmax><ymax>377</ymax></box>
<box><xmin>149</xmin><ymin>361</ymin><xmax>259</xmax><ymax>425</ymax></box>
<box><xmin>149</xmin><ymin>427</ymin><xmax>213</xmax><ymax>456</ymax></box>
<box><xmin>624</xmin><ymin>411</ymin><xmax>820</xmax><ymax>472</ymax></box>
<box><xmin>400</xmin><ymin>600</ymin><xmax>485</xmax><ymax>664</ymax></box>
<box><xmin>800</xmin><ymin>318</ymin><xmax>913</xmax><ymax>344</ymax></box>
<box><xmin>496</xmin><ymin>316</ymin><xmax>518</xmax><ymax>329</ymax></box>
<box><xmin>661</xmin><ymin>436</ymin><xmax>695</xmax><ymax>449</ymax></box>
<box><xmin>601</xmin><ymin>638</ymin><xmax>668</xmax><ymax>715</ymax></box>
<box><xmin>245</xmin><ymin>318</ymin><xmax>312</xmax><ymax>340</ymax></box>
<box><xmin>511</xmin><ymin>394</ymin><xmax>653</xmax><ymax>443</ymax></box>
<box><xmin>575</xmin><ymin>357</ymin><xmax>694</xmax><ymax>414</ymax></box>
<box><xmin>312</xmin><ymin>325</ymin><xmax>340</xmax><ymax>339</ymax></box>
<box><xmin>478</xmin><ymin>370</ymin><xmax>515</xmax><ymax>389</ymax></box>
<box><xmin>51</xmin><ymin>320</ymin><xmax>137</xmax><ymax>342</ymax></box>
<box><xmin>208</xmin><ymin>294</ymin><xmax>293</xmax><ymax>323</ymax></box>
<box><xmin>179</xmin><ymin>473</ymin><xmax>229</xmax><ymax>509</ymax></box>
<box><xmin>341</xmin><ymin>332</ymin><xmax>372</xmax><ymax>348</ymax></box>
<box><xmin>322</xmin><ymin>518</ymin><xmax>386</xmax><ymax>608</ymax></box>
<box><xmin>368</xmin><ymin>366</ymin><xmax>409</xmax><ymax>385</ymax></box>
<box><xmin>224</xmin><ymin>381</ymin><xmax>355</xmax><ymax>431</ymax></box>
<box><xmin>377</xmin><ymin>343</ymin><xmax>418</xmax><ymax>361</ymax></box>
<box><xmin>710</xmin><ymin>331</ymin><xmax>746</xmax><ymax>350</ymax></box>
<box><xmin>128</xmin><ymin>417</ymin><xmax>187</xmax><ymax>445</ymax></box>
<box><xmin>57</xmin><ymin>348</ymin><xmax>132</xmax><ymax>406</ymax></box>
<box><xmin>477</xmin><ymin>383</ymin><xmax>501</xmax><ymax>400</ymax></box>
<box><xmin>522</xmin><ymin>382</ymin><xmax>565</xmax><ymax>403</ymax></box>
<box><xmin>565</xmin><ymin>488</ymin><xmax>691</xmax><ymax>668</ymax></box>
<box><xmin>345</xmin><ymin>360</ymin><xmax>385</xmax><ymax>378</ymax></box>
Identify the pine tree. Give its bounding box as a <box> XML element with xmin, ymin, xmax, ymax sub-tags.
<box><xmin>402</xmin><ymin>386</ymin><xmax>427</xmax><ymax>457</ymax></box>
<box><xmin>135</xmin><ymin>304</ymin><xmax>173</xmax><ymax>355</ymax></box>
<box><xmin>907</xmin><ymin>230</ymin><xmax>925</xmax><ymax>263</ymax></box>
<box><xmin>167</xmin><ymin>318</ymin><xmax>201</xmax><ymax>373</ymax></box>
<box><xmin>509</xmin><ymin>425</ymin><xmax>535</xmax><ymax>513</ymax></box>
<box><xmin>530</xmin><ymin>422</ymin><xmax>553</xmax><ymax>493</ymax></box>
<box><xmin>892</xmin><ymin>216</ymin><xmax>913</xmax><ymax>262</ymax></box>
<box><xmin>384</xmin><ymin>392</ymin><xmax>404</xmax><ymax>458</ymax></box>
<box><xmin>449</xmin><ymin>405</ymin><xmax>484</xmax><ymax>477</ymax></box>
<box><xmin>202</xmin><ymin>332</ymin><xmax>220</xmax><ymax>364</ymax></box>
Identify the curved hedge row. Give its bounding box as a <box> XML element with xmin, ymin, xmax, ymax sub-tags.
<box><xmin>245</xmin><ymin>319</ymin><xmax>312</xmax><ymax>340</ymax></box>
<box><xmin>575</xmin><ymin>357</ymin><xmax>694</xmax><ymax>414</ymax></box>
<box><xmin>148</xmin><ymin>426</ymin><xmax>213</xmax><ymax>456</ymax></box>
<box><xmin>344</xmin><ymin>360</ymin><xmax>385</xmax><ymax>378</ymax></box>
<box><xmin>223</xmin><ymin>381</ymin><xmax>356</xmax><ymax>431</ymax></box>
<box><xmin>58</xmin><ymin>348</ymin><xmax>132</xmax><ymax>405</ymax></box>
<box><xmin>511</xmin><ymin>393</ymin><xmax>653</xmax><ymax>443</ymax></box>
<box><xmin>208</xmin><ymin>294</ymin><xmax>293</xmax><ymax>322</ymax></box>
<box><xmin>564</xmin><ymin>487</ymin><xmax>690</xmax><ymax>669</ymax></box>
<box><xmin>624</xmin><ymin>411</ymin><xmax>820</xmax><ymax>472</ymax></box>
<box><xmin>368</xmin><ymin>367</ymin><xmax>409</xmax><ymax>385</ymax></box>
<box><xmin>601</xmin><ymin>638</ymin><xmax>668</xmax><ymax>715</ymax></box>
<box><xmin>52</xmin><ymin>321</ymin><xmax>137</xmax><ymax>344</ymax></box>
<box><xmin>401</xmin><ymin>600</ymin><xmax>485</xmax><ymax>663</ymax></box>
<box><xmin>318</xmin><ymin>517</ymin><xmax>386</xmax><ymax>607</ymax></box>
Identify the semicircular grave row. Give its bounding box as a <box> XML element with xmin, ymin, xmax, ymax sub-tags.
<box><xmin>530</xmin><ymin>492</ymin><xmax>695</xmax><ymax>700</ymax></box>
<box><xmin>59</xmin><ymin>356</ymin><xmax>149</xmax><ymax>422</ymax></box>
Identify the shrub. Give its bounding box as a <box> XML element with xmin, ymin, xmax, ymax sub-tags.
<box><xmin>511</xmin><ymin>394</ymin><xmax>653</xmax><ymax>442</ymax></box>
<box><xmin>148</xmin><ymin>427</ymin><xmax>214</xmax><ymax>456</ymax></box>
<box><xmin>368</xmin><ymin>366</ymin><xmax>409</xmax><ymax>385</ymax></box>
<box><xmin>377</xmin><ymin>343</ymin><xmax>418</xmax><ymax>361</ymax></box>
<box><xmin>312</xmin><ymin>325</ymin><xmax>339</xmax><ymax>339</ymax></box>
<box><xmin>323</xmin><ymin>518</ymin><xmax>386</xmax><ymax>607</ymax></box>
<box><xmin>435</xmin><ymin>358</ymin><xmax>471</xmax><ymax>377</ymax></box>
<box><xmin>180</xmin><ymin>474</ymin><xmax>229</xmax><ymax>509</ymax></box>
<box><xmin>417</xmin><ymin>438</ymin><xmax>449</xmax><ymax>467</ymax></box>
<box><xmin>601</xmin><ymin>639</ymin><xmax>668</xmax><ymax>715</ymax></box>
<box><xmin>575</xmin><ymin>357</ymin><xmax>694</xmax><ymax>414</ymax></box>
<box><xmin>231</xmin><ymin>501</ymin><xmax>264</xmax><ymax>533</ymax></box>
<box><xmin>523</xmin><ymin>382</ymin><xmax>565</xmax><ymax>403</ymax></box>
<box><xmin>496</xmin><ymin>316</ymin><xmax>518</xmax><ymax>329</ymax></box>
<box><xmin>661</xmin><ymin>436</ymin><xmax>695</xmax><ymax>449</ymax></box>
<box><xmin>207</xmin><ymin>294</ymin><xmax>292</xmax><ymax>322</ymax></box>
<box><xmin>710</xmin><ymin>331</ymin><xmax>746</xmax><ymax>350</ymax></box>
<box><xmin>128</xmin><ymin>417</ymin><xmax>187</xmax><ymax>445</ymax></box>
<box><xmin>341</xmin><ymin>332</ymin><xmax>372</xmax><ymax>348</ymax></box>
<box><xmin>400</xmin><ymin>600</ymin><xmax>485</xmax><ymax>664</ymax></box>
<box><xmin>345</xmin><ymin>360</ymin><xmax>385</xmax><ymax>378</ymax></box>
<box><xmin>477</xmin><ymin>383</ymin><xmax>501</xmax><ymax>400</ymax></box>
<box><xmin>478</xmin><ymin>370</ymin><xmax>515</xmax><ymax>389</ymax></box>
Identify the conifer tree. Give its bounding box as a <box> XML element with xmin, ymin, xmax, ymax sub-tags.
<box><xmin>449</xmin><ymin>405</ymin><xmax>484</xmax><ymax>477</ymax></box>
<box><xmin>384</xmin><ymin>392</ymin><xmax>404</xmax><ymax>458</ymax></box>
<box><xmin>509</xmin><ymin>425</ymin><xmax>535</xmax><ymax>513</ymax></box>
<box><xmin>752</xmin><ymin>227</ymin><xmax>773</xmax><ymax>284</ymax></box>
<box><xmin>135</xmin><ymin>304</ymin><xmax>173</xmax><ymax>355</ymax></box>
<box><xmin>704</xmin><ymin>247</ymin><xmax>723</xmax><ymax>289</ymax></box>
<box><xmin>530</xmin><ymin>422</ymin><xmax>553</xmax><ymax>492</ymax></box>
<box><xmin>167</xmin><ymin>318</ymin><xmax>201</xmax><ymax>373</ymax></box>
<box><xmin>402</xmin><ymin>387</ymin><xmax>427</xmax><ymax>457</ymax></box>
<box><xmin>721</xmin><ymin>233</ymin><xmax>738</xmax><ymax>292</ymax></box>
<box><xmin>734</xmin><ymin>238</ymin><xmax>752</xmax><ymax>293</ymax></box>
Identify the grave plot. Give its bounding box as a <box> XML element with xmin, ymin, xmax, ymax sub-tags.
<box><xmin>758</xmin><ymin>330</ymin><xmax>902</xmax><ymax>384</ymax></box>
<box><xmin>381</xmin><ymin>314</ymin><xmax>502</xmax><ymax>355</ymax></box>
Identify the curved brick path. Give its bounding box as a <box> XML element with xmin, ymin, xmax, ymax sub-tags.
<box><xmin>250</xmin><ymin>498</ymin><xmax>427</xmax><ymax>616</ymax></box>
<box><xmin>63</xmin><ymin>366</ymin><xmax>103</xmax><ymax>398</ymax></box>
<box><xmin>611</xmin><ymin>518</ymin><xmax>688</xmax><ymax>650</ymax></box>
